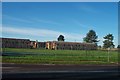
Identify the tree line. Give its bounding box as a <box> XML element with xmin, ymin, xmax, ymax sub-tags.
<box><xmin>57</xmin><ymin>30</ymin><xmax>117</xmax><ymax>48</ymax></box>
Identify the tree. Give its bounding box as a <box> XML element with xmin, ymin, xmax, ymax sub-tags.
<box><xmin>103</xmin><ymin>34</ymin><xmax>115</xmax><ymax>48</ymax></box>
<box><xmin>98</xmin><ymin>45</ymin><xmax>102</xmax><ymax>49</ymax></box>
<box><xmin>57</xmin><ymin>35</ymin><xmax>65</xmax><ymax>41</ymax></box>
<box><xmin>83</xmin><ymin>30</ymin><xmax>99</xmax><ymax>44</ymax></box>
<box><xmin>117</xmin><ymin>45</ymin><xmax>120</xmax><ymax>48</ymax></box>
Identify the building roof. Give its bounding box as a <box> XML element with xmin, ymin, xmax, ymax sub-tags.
<box><xmin>47</xmin><ymin>41</ymin><xmax>96</xmax><ymax>45</ymax></box>
<box><xmin>0</xmin><ymin>37</ymin><xmax>30</xmax><ymax>41</ymax></box>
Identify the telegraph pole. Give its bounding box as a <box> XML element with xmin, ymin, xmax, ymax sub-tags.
<box><xmin>107</xmin><ymin>48</ymin><xmax>110</xmax><ymax>62</ymax></box>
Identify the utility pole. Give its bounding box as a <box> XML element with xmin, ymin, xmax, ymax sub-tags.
<box><xmin>71</xmin><ymin>45</ymin><xmax>73</xmax><ymax>50</ymax></box>
<box><xmin>107</xmin><ymin>48</ymin><xmax>110</xmax><ymax>62</ymax></box>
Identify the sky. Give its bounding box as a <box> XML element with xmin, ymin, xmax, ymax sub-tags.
<box><xmin>2</xmin><ymin>0</ymin><xmax>120</xmax><ymax>2</ymax></box>
<box><xmin>1</xmin><ymin>2</ymin><xmax>118</xmax><ymax>47</ymax></box>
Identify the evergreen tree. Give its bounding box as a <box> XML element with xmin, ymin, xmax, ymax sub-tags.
<box><xmin>57</xmin><ymin>35</ymin><xmax>65</xmax><ymax>41</ymax></box>
<box><xmin>103</xmin><ymin>34</ymin><xmax>115</xmax><ymax>48</ymax></box>
<box><xmin>83</xmin><ymin>30</ymin><xmax>99</xmax><ymax>44</ymax></box>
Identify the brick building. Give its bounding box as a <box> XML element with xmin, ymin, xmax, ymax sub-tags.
<box><xmin>1</xmin><ymin>38</ymin><xmax>97</xmax><ymax>50</ymax></box>
<box><xmin>30</xmin><ymin>41</ymin><xmax>45</xmax><ymax>49</ymax></box>
<box><xmin>1</xmin><ymin>38</ymin><xmax>46</xmax><ymax>49</ymax></box>
<box><xmin>38</xmin><ymin>42</ymin><xmax>46</xmax><ymax>49</ymax></box>
<box><xmin>46</xmin><ymin>41</ymin><xmax>97</xmax><ymax>50</ymax></box>
<box><xmin>1</xmin><ymin>38</ymin><xmax>30</xmax><ymax>48</ymax></box>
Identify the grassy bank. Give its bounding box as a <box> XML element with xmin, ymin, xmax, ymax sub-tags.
<box><xmin>2</xmin><ymin>48</ymin><xmax>119</xmax><ymax>64</ymax></box>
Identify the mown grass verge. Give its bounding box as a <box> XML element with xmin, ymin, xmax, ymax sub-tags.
<box><xmin>2</xmin><ymin>48</ymin><xmax>119</xmax><ymax>64</ymax></box>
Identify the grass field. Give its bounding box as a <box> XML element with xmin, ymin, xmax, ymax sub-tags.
<box><xmin>2</xmin><ymin>48</ymin><xmax>119</xmax><ymax>64</ymax></box>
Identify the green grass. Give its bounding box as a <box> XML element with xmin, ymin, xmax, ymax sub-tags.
<box><xmin>2</xmin><ymin>48</ymin><xmax>119</xmax><ymax>64</ymax></box>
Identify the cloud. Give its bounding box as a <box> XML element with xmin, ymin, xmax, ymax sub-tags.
<box><xmin>2</xmin><ymin>15</ymin><xmax>84</xmax><ymax>41</ymax></box>
<box><xmin>3</xmin><ymin>15</ymin><xmax>63</xmax><ymax>26</ymax></box>
<box><xmin>73</xmin><ymin>20</ymin><xmax>96</xmax><ymax>30</ymax></box>
<box><xmin>77</xmin><ymin>4</ymin><xmax>98</xmax><ymax>13</ymax></box>
<box><xmin>33</xmin><ymin>18</ymin><xmax>62</xmax><ymax>26</ymax></box>
<box><xmin>2</xmin><ymin>26</ymin><xmax>84</xmax><ymax>42</ymax></box>
<box><xmin>3</xmin><ymin>15</ymin><xmax>33</xmax><ymax>23</ymax></box>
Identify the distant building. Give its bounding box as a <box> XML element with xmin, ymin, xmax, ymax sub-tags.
<box><xmin>38</xmin><ymin>42</ymin><xmax>46</xmax><ymax>49</ymax></box>
<box><xmin>30</xmin><ymin>41</ymin><xmax>37</xmax><ymax>48</ymax></box>
<box><xmin>1</xmin><ymin>38</ymin><xmax>30</xmax><ymax>48</ymax></box>
<box><xmin>30</xmin><ymin>41</ymin><xmax>45</xmax><ymax>49</ymax></box>
<box><xmin>1</xmin><ymin>38</ymin><xmax>46</xmax><ymax>49</ymax></box>
<box><xmin>46</xmin><ymin>41</ymin><xmax>97</xmax><ymax>50</ymax></box>
<box><xmin>1</xmin><ymin>38</ymin><xmax>97</xmax><ymax>50</ymax></box>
